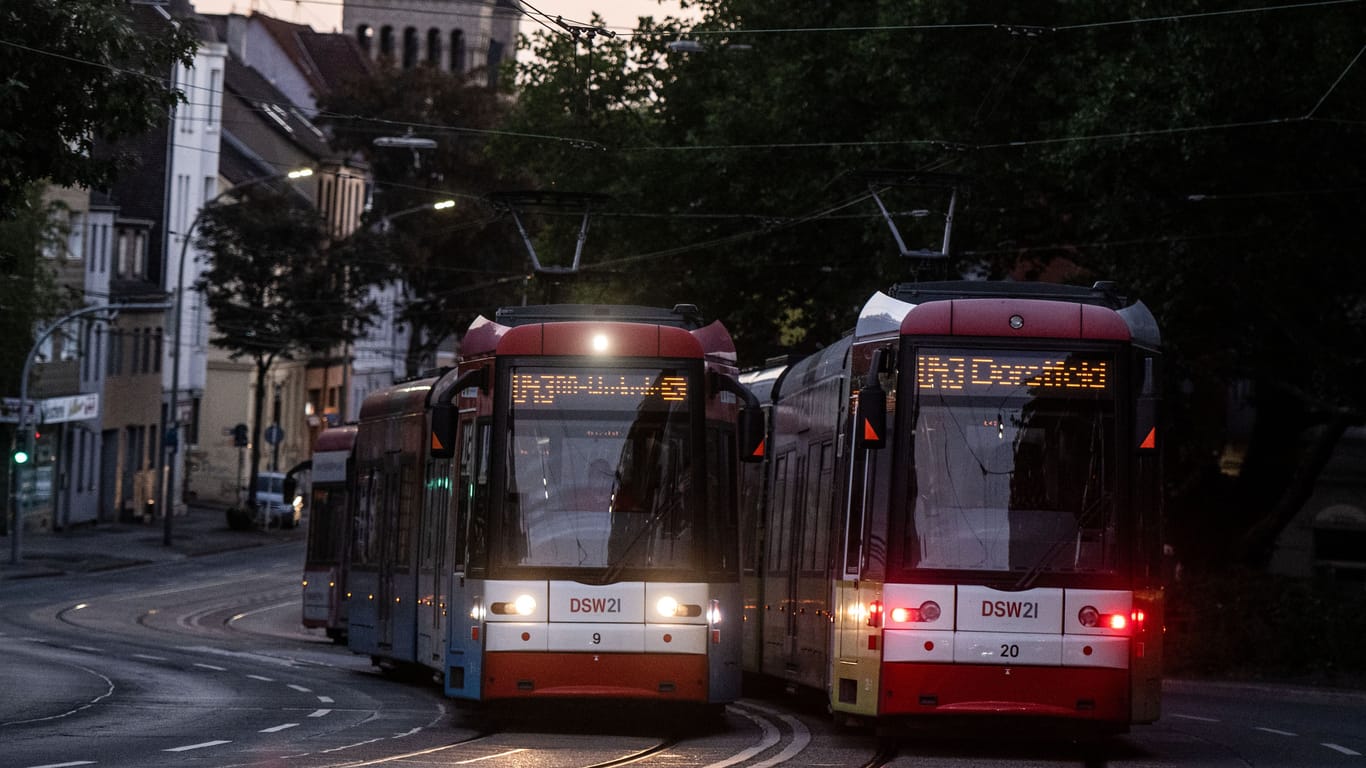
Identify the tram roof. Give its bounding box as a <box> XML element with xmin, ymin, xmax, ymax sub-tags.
<box><xmin>889</xmin><ymin>280</ymin><xmax>1128</xmax><ymax>308</ymax></box>
<box><xmin>494</xmin><ymin>303</ymin><xmax>704</xmax><ymax>329</ymax></box>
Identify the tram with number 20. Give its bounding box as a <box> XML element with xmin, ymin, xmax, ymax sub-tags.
<box><xmin>740</xmin><ymin>281</ymin><xmax>1163</xmax><ymax>732</ymax></box>
<box><xmin>345</xmin><ymin>304</ymin><xmax>764</xmax><ymax>707</ymax></box>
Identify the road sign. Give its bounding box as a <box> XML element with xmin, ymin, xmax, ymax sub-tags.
<box><xmin>265</xmin><ymin>423</ymin><xmax>284</xmax><ymax>445</ymax></box>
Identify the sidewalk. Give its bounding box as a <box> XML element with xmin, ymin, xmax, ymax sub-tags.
<box><xmin>0</xmin><ymin>504</ymin><xmax>306</xmax><ymax>581</ymax></box>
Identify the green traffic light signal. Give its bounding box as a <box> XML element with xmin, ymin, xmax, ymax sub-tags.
<box><xmin>13</xmin><ymin>449</ymin><xmax>29</xmax><ymax>465</ymax></box>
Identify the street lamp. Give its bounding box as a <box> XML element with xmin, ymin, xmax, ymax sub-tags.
<box><xmin>162</xmin><ymin>166</ymin><xmax>312</xmax><ymax>546</ymax></box>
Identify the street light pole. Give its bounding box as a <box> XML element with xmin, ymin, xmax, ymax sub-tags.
<box><xmin>9</xmin><ymin>302</ymin><xmax>170</xmax><ymax>565</ymax></box>
<box><xmin>162</xmin><ymin>167</ymin><xmax>312</xmax><ymax>546</ymax></box>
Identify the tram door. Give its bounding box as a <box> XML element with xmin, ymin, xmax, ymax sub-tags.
<box><xmin>762</xmin><ymin>450</ymin><xmax>804</xmax><ymax>680</ymax></box>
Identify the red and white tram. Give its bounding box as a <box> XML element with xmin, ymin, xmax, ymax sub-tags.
<box><xmin>742</xmin><ymin>281</ymin><xmax>1163</xmax><ymax>732</ymax></box>
<box><xmin>346</xmin><ymin>304</ymin><xmax>763</xmax><ymax>707</ymax></box>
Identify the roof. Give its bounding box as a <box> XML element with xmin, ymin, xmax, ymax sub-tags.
<box><xmin>223</xmin><ymin>54</ymin><xmax>334</xmax><ymax>160</ymax></box>
<box><xmin>239</xmin><ymin>13</ymin><xmax>376</xmax><ymax>106</ymax></box>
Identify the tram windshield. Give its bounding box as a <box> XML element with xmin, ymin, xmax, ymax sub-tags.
<box><xmin>905</xmin><ymin>348</ymin><xmax>1121</xmax><ymax>581</ymax></box>
<box><xmin>498</xmin><ymin>365</ymin><xmax>700</xmax><ymax>574</ymax></box>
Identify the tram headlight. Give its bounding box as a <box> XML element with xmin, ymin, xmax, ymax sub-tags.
<box><xmin>656</xmin><ymin>596</ymin><xmax>703</xmax><ymax>618</ymax></box>
<box><xmin>1078</xmin><ymin>605</ymin><xmax>1129</xmax><ymax>631</ymax></box>
<box><xmin>489</xmin><ymin>594</ymin><xmax>537</xmax><ymax>616</ymax></box>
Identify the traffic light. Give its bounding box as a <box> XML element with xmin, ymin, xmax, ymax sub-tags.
<box><xmin>12</xmin><ymin>448</ymin><xmax>29</xmax><ymax>465</ymax></box>
<box><xmin>231</xmin><ymin>423</ymin><xmax>249</xmax><ymax>447</ymax></box>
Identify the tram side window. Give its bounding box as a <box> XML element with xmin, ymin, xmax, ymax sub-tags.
<box><xmin>308</xmin><ymin>486</ymin><xmax>346</xmax><ymax>564</ymax></box>
<box><xmin>706</xmin><ymin>426</ymin><xmax>738</xmax><ymax>573</ymax></box>
<box><xmin>394</xmin><ymin>462</ymin><xmax>416</xmax><ymax>567</ymax></box>
<box><xmin>420</xmin><ymin>459</ymin><xmax>451</xmax><ymax>571</ymax></box>
<box><xmin>766</xmin><ymin>453</ymin><xmax>791</xmax><ymax>575</ymax></box>
<box><xmin>453</xmin><ymin>418</ymin><xmax>477</xmax><ymax>571</ymax></box>
<box><xmin>467</xmin><ymin>421</ymin><xmax>491</xmax><ymax>572</ymax></box>
<box><xmin>802</xmin><ymin>440</ymin><xmax>833</xmax><ymax>574</ymax></box>
<box><xmin>353</xmin><ymin>469</ymin><xmax>381</xmax><ymax>566</ymax></box>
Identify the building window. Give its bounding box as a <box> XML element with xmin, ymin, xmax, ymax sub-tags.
<box><xmin>488</xmin><ymin>39</ymin><xmax>504</xmax><ymax>87</ymax></box>
<box><xmin>380</xmin><ymin>26</ymin><xmax>395</xmax><ymax>59</ymax></box>
<box><xmin>206</xmin><ymin>68</ymin><xmax>222</xmax><ymax>131</ymax></box>
<box><xmin>426</xmin><ymin>28</ymin><xmax>441</xmax><ymax>66</ymax></box>
<box><xmin>402</xmin><ymin>27</ymin><xmax>418</xmax><ymax>69</ymax></box>
<box><xmin>358</xmin><ymin>24</ymin><xmax>373</xmax><ymax>54</ymax></box>
<box><xmin>450</xmin><ymin>30</ymin><xmax>465</xmax><ymax>73</ymax></box>
<box><xmin>67</xmin><ymin>211</ymin><xmax>84</xmax><ymax>262</ymax></box>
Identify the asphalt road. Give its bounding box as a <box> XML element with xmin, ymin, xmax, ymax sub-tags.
<box><xmin>2</xmin><ymin>537</ymin><xmax>1363</xmax><ymax>768</ymax></box>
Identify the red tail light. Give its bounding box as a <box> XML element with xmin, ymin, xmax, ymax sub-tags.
<box><xmin>867</xmin><ymin>600</ymin><xmax>884</xmax><ymax>628</ymax></box>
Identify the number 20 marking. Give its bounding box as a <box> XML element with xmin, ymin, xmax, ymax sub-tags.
<box><xmin>1000</xmin><ymin>644</ymin><xmax>1020</xmax><ymax>658</ymax></box>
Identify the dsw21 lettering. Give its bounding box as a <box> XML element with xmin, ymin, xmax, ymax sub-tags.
<box><xmin>570</xmin><ymin>597</ymin><xmax>622</xmax><ymax>613</ymax></box>
<box><xmin>981</xmin><ymin>600</ymin><xmax>1038</xmax><ymax>619</ymax></box>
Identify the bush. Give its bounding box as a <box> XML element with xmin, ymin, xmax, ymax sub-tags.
<box><xmin>1165</xmin><ymin>567</ymin><xmax>1366</xmax><ymax>688</ymax></box>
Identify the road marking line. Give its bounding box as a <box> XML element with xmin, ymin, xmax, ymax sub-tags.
<box><xmin>704</xmin><ymin>705</ymin><xmax>781</xmax><ymax>768</ymax></box>
<box><xmin>164</xmin><ymin>740</ymin><xmax>231</xmax><ymax>752</ymax></box>
<box><xmin>1170</xmin><ymin>713</ymin><xmax>1220</xmax><ymax>723</ymax></box>
<box><xmin>317</xmin><ymin>695</ymin><xmax>334</xmax><ymax>703</ymax></box>
<box><xmin>321</xmin><ymin>738</ymin><xmax>382</xmax><ymax>753</ymax></box>
<box><xmin>457</xmin><ymin>749</ymin><xmax>528</xmax><ymax>764</ymax></box>
<box><xmin>132</xmin><ymin>653</ymin><xmax>168</xmax><ymax>661</ymax></box>
<box><xmin>308</xmin><ymin>709</ymin><xmax>332</xmax><ymax>718</ymax></box>
<box><xmin>70</xmin><ymin>646</ymin><xmax>103</xmax><ymax>653</ymax></box>
<box><xmin>1256</xmin><ymin>727</ymin><xmax>1297</xmax><ymax>736</ymax></box>
<box><xmin>24</xmin><ymin>761</ymin><xmax>96</xmax><ymax>768</ymax></box>
<box><xmin>261</xmin><ymin>723</ymin><xmax>300</xmax><ymax>733</ymax></box>
<box><xmin>1324</xmin><ymin>743</ymin><xmax>1361</xmax><ymax>756</ymax></box>
<box><xmin>247</xmin><ymin>674</ymin><xmax>275</xmax><ymax>682</ymax></box>
<box><xmin>288</xmin><ymin>684</ymin><xmax>312</xmax><ymax>693</ymax></box>
<box><xmin>194</xmin><ymin>663</ymin><xmax>228</xmax><ymax>671</ymax></box>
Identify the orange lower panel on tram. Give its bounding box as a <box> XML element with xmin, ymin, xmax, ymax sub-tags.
<box><xmin>484</xmin><ymin>652</ymin><xmax>709</xmax><ymax>700</ymax></box>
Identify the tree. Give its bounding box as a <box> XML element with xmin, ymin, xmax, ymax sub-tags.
<box><xmin>193</xmin><ymin>188</ymin><xmax>384</xmax><ymax>511</ymax></box>
<box><xmin>0</xmin><ymin>186</ymin><xmax>73</xmax><ymax>393</ymax></box>
<box><xmin>319</xmin><ymin>64</ymin><xmax>525</xmax><ymax>375</ymax></box>
<box><xmin>0</xmin><ymin>0</ymin><xmax>197</xmax><ymax>220</ymax></box>
<box><xmin>494</xmin><ymin>1</ymin><xmax>1366</xmax><ymax>569</ymax></box>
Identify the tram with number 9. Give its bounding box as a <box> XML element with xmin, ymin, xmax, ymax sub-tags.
<box><xmin>345</xmin><ymin>304</ymin><xmax>764</xmax><ymax>707</ymax></box>
<box><xmin>741</xmin><ymin>281</ymin><xmax>1162</xmax><ymax>732</ymax></box>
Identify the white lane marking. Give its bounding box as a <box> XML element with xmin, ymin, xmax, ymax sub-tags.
<box><xmin>24</xmin><ymin>762</ymin><xmax>97</xmax><ymax>768</ymax></box>
<box><xmin>745</xmin><ymin>706</ymin><xmax>810</xmax><ymax>768</ymax></box>
<box><xmin>1324</xmin><ymin>743</ymin><xmax>1361</xmax><ymax>756</ymax></box>
<box><xmin>132</xmin><ymin>653</ymin><xmax>168</xmax><ymax>661</ymax></box>
<box><xmin>261</xmin><ymin>723</ymin><xmax>300</xmax><ymax>733</ymax></box>
<box><xmin>1170</xmin><ymin>713</ymin><xmax>1220</xmax><ymax>723</ymax></box>
<box><xmin>703</xmin><ymin>705</ymin><xmax>781</xmax><ymax>768</ymax></box>
<box><xmin>2</xmin><ymin>664</ymin><xmax>115</xmax><ymax>726</ymax></box>
<box><xmin>457</xmin><ymin>749</ymin><xmax>529</xmax><ymax>764</ymax></box>
<box><xmin>395</xmin><ymin>727</ymin><xmax>422</xmax><ymax>738</ymax></box>
<box><xmin>1256</xmin><ymin>727</ymin><xmax>1297</xmax><ymax>736</ymax></box>
<box><xmin>226</xmin><ymin>599</ymin><xmax>297</xmax><ymax>625</ymax></box>
<box><xmin>247</xmin><ymin>674</ymin><xmax>275</xmax><ymax>682</ymax></box>
<box><xmin>288</xmin><ymin>684</ymin><xmax>312</xmax><ymax>693</ymax></box>
<box><xmin>193</xmin><ymin>663</ymin><xmax>228</xmax><ymax>671</ymax></box>
<box><xmin>321</xmin><ymin>738</ymin><xmax>383</xmax><ymax>753</ymax></box>
<box><xmin>308</xmin><ymin>709</ymin><xmax>332</xmax><ymax>718</ymax></box>
<box><xmin>69</xmin><ymin>646</ymin><xmax>103</xmax><ymax>653</ymax></box>
<box><xmin>317</xmin><ymin>695</ymin><xmax>334</xmax><ymax>703</ymax></box>
<box><xmin>164</xmin><ymin>740</ymin><xmax>231</xmax><ymax>752</ymax></box>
